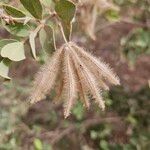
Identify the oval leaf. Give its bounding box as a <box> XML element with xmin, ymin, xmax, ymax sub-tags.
<box><xmin>3</xmin><ymin>5</ymin><xmax>26</xmax><ymax>18</ymax></box>
<box><xmin>55</xmin><ymin>0</ymin><xmax>76</xmax><ymax>40</ymax></box>
<box><xmin>1</xmin><ymin>42</ymin><xmax>26</xmax><ymax>61</ymax></box>
<box><xmin>55</xmin><ymin>0</ymin><xmax>76</xmax><ymax>23</ymax></box>
<box><xmin>0</xmin><ymin>59</ymin><xmax>11</xmax><ymax>79</ymax></box>
<box><xmin>20</xmin><ymin>0</ymin><xmax>43</xmax><ymax>19</ymax></box>
<box><xmin>0</xmin><ymin>39</ymin><xmax>18</xmax><ymax>52</ymax></box>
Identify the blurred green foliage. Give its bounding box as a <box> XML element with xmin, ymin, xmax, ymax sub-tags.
<box><xmin>0</xmin><ymin>81</ymin><xmax>149</xmax><ymax>149</ymax></box>
<box><xmin>121</xmin><ymin>28</ymin><xmax>150</xmax><ymax>65</ymax></box>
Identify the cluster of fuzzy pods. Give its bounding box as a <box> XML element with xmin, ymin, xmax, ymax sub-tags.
<box><xmin>30</xmin><ymin>42</ymin><xmax>120</xmax><ymax>118</ymax></box>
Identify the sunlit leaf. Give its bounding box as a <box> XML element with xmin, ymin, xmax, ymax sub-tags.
<box><xmin>1</xmin><ymin>42</ymin><xmax>26</xmax><ymax>61</ymax></box>
<box><xmin>34</xmin><ymin>138</ymin><xmax>43</xmax><ymax>150</ymax></box>
<box><xmin>20</xmin><ymin>0</ymin><xmax>43</xmax><ymax>19</ymax></box>
<box><xmin>3</xmin><ymin>5</ymin><xmax>26</xmax><ymax>18</ymax></box>
<box><xmin>0</xmin><ymin>39</ymin><xmax>18</xmax><ymax>52</ymax></box>
<box><xmin>0</xmin><ymin>59</ymin><xmax>11</xmax><ymax>79</ymax></box>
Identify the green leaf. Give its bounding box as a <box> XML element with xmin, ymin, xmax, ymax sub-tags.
<box><xmin>3</xmin><ymin>5</ymin><xmax>26</xmax><ymax>18</ymax></box>
<box><xmin>0</xmin><ymin>39</ymin><xmax>17</xmax><ymax>63</ymax></box>
<box><xmin>72</xmin><ymin>101</ymin><xmax>84</xmax><ymax>121</ymax></box>
<box><xmin>29</xmin><ymin>25</ymin><xmax>42</xmax><ymax>59</ymax></box>
<box><xmin>105</xmin><ymin>9</ymin><xmax>120</xmax><ymax>21</ymax></box>
<box><xmin>1</xmin><ymin>42</ymin><xmax>26</xmax><ymax>61</ymax></box>
<box><xmin>126</xmin><ymin>115</ymin><xmax>137</xmax><ymax>125</ymax></box>
<box><xmin>100</xmin><ymin>140</ymin><xmax>109</xmax><ymax>150</ymax></box>
<box><xmin>90</xmin><ymin>130</ymin><xmax>98</xmax><ymax>140</ymax></box>
<box><xmin>4</xmin><ymin>23</ymin><xmax>30</xmax><ymax>37</ymax></box>
<box><xmin>55</xmin><ymin>0</ymin><xmax>76</xmax><ymax>40</ymax></box>
<box><xmin>0</xmin><ymin>59</ymin><xmax>11</xmax><ymax>79</ymax></box>
<box><xmin>20</xmin><ymin>0</ymin><xmax>43</xmax><ymax>19</ymax></box>
<box><xmin>55</xmin><ymin>0</ymin><xmax>76</xmax><ymax>23</ymax></box>
<box><xmin>34</xmin><ymin>138</ymin><xmax>43</xmax><ymax>150</ymax></box>
<box><xmin>0</xmin><ymin>39</ymin><xmax>18</xmax><ymax>52</ymax></box>
<box><xmin>39</xmin><ymin>26</ymin><xmax>55</xmax><ymax>55</ymax></box>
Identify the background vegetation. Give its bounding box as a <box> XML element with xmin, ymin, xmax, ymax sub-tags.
<box><xmin>0</xmin><ymin>0</ymin><xmax>149</xmax><ymax>149</ymax></box>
